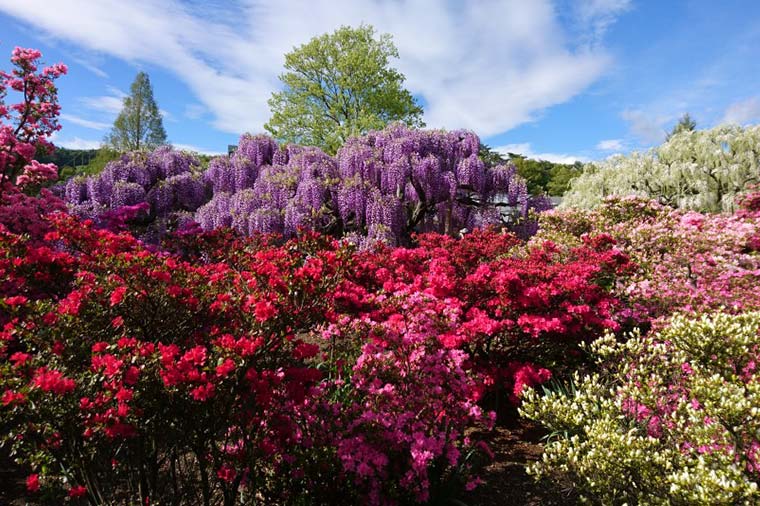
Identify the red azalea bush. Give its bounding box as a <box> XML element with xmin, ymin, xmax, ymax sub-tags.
<box><xmin>0</xmin><ymin>211</ymin><xmax>637</xmax><ymax>505</ymax></box>
<box><xmin>0</xmin><ymin>214</ymin><xmax>500</xmax><ymax>505</ymax></box>
<box><xmin>349</xmin><ymin>228</ymin><xmax>634</xmax><ymax>411</ymax></box>
<box><xmin>1</xmin><ymin>215</ymin><xmax>350</xmax><ymax>505</ymax></box>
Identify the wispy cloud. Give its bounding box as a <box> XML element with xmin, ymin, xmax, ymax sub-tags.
<box><xmin>160</xmin><ymin>109</ymin><xmax>176</xmax><ymax>122</ymax></box>
<box><xmin>172</xmin><ymin>143</ymin><xmax>225</xmax><ymax>156</ymax></box>
<box><xmin>55</xmin><ymin>137</ymin><xmax>103</xmax><ymax>150</ymax></box>
<box><xmin>70</xmin><ymin>56</ymin><xmax>109</xmax><ymax>78</ymax></box>
<box><xmin>184</xmin><ymin>103</ymin><xmax>207</xmax><ymax>120</ymax></box>
<box><xmin>60</xmin><ymin>113</ymin><xmax>110</xmax><ymax>130</ymax></box>
<box><xmin>574</xmin><ymin>0</ymin><xmax>632</xmax><ymax>47</ymax></box>
<box><xmin>595</xmin><ymin>138</ymin><xmax>625</xmax><ymax>151</ymax></box>
<box><xmin>494</xmin><ymin>142</ymin><xmax>589</xmax><ymax>164</ymax></box>
<box><xmin>80</xmin><ymin>94</ymin><xmax>124</xmax><ymax>116</ymax></box>
<box><xmin>621</xmin><ymin>109</ymin><xmax>668</xmax><ymax>144</ymax></box>
<box><xmin>721</xmin><ymin>97</ymin><xmax>760</xmax><ymax>126</ymax></box>
<box><xmin>0</xmin><ymin>0</ymin><xmax>625</xmax><ymax>137</ymax></box>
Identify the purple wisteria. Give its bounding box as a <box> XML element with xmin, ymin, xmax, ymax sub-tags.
<box><xmin>59</xmin><ymin>147</ymin><xmax>206</xmax><ymax>241</ymax></box>
<box><xmin>198</xmin><ymin>125</ymin><xmax>550</xmax><ymax>244</ymax></box>
<box><xmin>60</xmin><ymin>126</ymin><xmax>550</xmax><ymax>245</ymax></box>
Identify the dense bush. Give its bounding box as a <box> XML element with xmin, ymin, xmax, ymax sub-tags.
<box><xmin>0</xmin><ymin>208</ymin><xmax>637</xmax><ymax>505</ymax></box>
<box><xmin>563</xmin><ymin>125</ymin><xmax>760</xmax><ymax>212</ymax></box>
<box><xmin>521</xmin><ymin>312</ymin><xmax>760</xmax><ymax>505</ymax></box>
<box><xmin>535</xmin><ymin>195</ymin><xmax>760</xmax><ymax>322</ymax></box>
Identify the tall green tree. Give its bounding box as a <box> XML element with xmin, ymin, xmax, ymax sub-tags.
<box><xmin>106</xmin><ymin>72</ymin><xmax>167</xmax><ymax>151</ymax></box>
<box><xmin>666</xmin><ymin>113</ymin><xmax>696</xmax><ymax>140</ymax></box>
<box><xmin>265</xmin><ymin>25</ymin><xmax>424</xmax><ymax>154</ymax></box>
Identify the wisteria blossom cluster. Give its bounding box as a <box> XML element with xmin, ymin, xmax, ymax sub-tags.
<box><xmin>60</xmin><ymin>147</ymin><xmax>206</xmax><ymax>242</ymax></box>
<box><xmin>563</xmin><ymin>125</ymin><xmax>760</xmax><ymax>212</ymax></box>
<box><xmin>521</xmin><ymin>312</ymin><xmax>760</xmax><ymax>504</ymax></box>
<box><xmin>195</xmin><ymin>125</ymin><xmax>551</xmax><ymax>245</ymax></box>
<box><xmin>60</xmin><ymin>127</ymin><xmax>549</xmax><ymax>246</ymax></box>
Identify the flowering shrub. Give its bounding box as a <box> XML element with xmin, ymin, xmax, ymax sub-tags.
<box><xmin>321</xmin><ymin>291</ymin><xmax>493</xmax><ymax>504</ymax></box>
<box><xmin>0</xmin><ymin>46</ymin><xmax>67</xmax><ymax>238</ymax></box>
<box><xmin>1</xmin><ymin>214</ymin><xmax>513</xmax><ymax>505</ymax></box>
<box><xmin>196</xmin><ymin>126</ymin><xmax>551</xmax><ymax>245</ymax></box>
<box><xmin>348</xmin><ymin>227</ymin><xmax>633</xmax><ymax>411</ymax></box>
<box><xmin>1</xmin><ymin>214</ymin><xmax>351</xmax><ymax>505</ymax></box>
<box><xmin>563</xmin><ymin>125</ymin><xmax>760</xmax><ymax>212</ymax></box>
<box><xmin>536</xmin><ymin>196</ymin><xmax>760</xmax><ymax>321</ymax></box>
<box><xmin>521</xmin><ymin>312</ymin><xmax>760</xmax><ymax>504</ymax></box>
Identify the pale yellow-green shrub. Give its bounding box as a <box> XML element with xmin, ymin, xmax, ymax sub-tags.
<box><xmin>521</xmin><ymin>312</ymin><xmax>760</xmax><ymax>505</ymax></box>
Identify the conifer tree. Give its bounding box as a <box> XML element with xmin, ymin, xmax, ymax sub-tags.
<box><xmin>106</xmin><ymin>72</ymin><xmax>167</xmax><ymax>151</ymax></box>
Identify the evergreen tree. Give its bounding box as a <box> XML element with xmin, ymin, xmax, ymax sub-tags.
<box><xmin>106</xmin><ymin>72</ymin><xmax>167</xmax><ymax>151</ymax></box>
<box><xmin>666</xmin><ymin>113</ymin><xmax>697</xmax><ymax>140</ymax></box>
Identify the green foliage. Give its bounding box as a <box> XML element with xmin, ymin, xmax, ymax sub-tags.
<box><xmin>37</xmin><ymin>146</ymin><xmax>98</xmax><ymax>170</ymax></box>
<box><xmin>477</xmin><ymin>143</ymin><xmax>509</xmax><ymax>167</ymax></box>
<box><xmin>265</xmin><ymin>25</ymin><xmax>424</xmax><ymax>154</ymax></box>
<box><xmin>477</xmin><ymin>145</ymin><xmax>582</xmax><ymax>196</ymax></box>
<box><xmin>563</xmin><ymin>125</ymin><xmax>760</xmax><ymax>212</ymax></box>
<box><xmin>546</xmin><ymin>162</ymin><xmax>584</xmax><ymax>196</ymax></box>
<box><xmin>106</xmin><ymin>72</ymin><xmax>167</xmax><ymax>151</ymax></box>
<box><xmin>510</xmin><ymin>154</ymin><xmax>583</xmax><ymax>196</ymax></box>
<box><xmin>53</xmin><ymin>147</ymin><xmax>121</xmax><ymax>183</ymax></box>
<box><xmin>667</xmin><ymin>112</ymin><xmax>697</xmax><ymax>140</ymax></box>
<box><xmin>521</xmin><ymin>312</ymin><xmax>760</xmax><ymax>505</ymax></box>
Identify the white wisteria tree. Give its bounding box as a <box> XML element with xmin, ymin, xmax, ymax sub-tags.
<box><xmin>564</xmin><ymin>125</ymin><xmax>760</xmax><ymax>212</ymax></box>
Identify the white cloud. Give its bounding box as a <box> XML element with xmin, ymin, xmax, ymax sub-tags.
<box><xmin>721</xmin><ymin>97</ymin><xmax>760</xmax><ymax>125</ymax></box>
<box><xmin>184</xmin><ymin>103</ymin><xmax>207</xmax><ymax>120</ymax></box>
<box><xmin>55</xmin><ymin>137</ymin><xmax>103</xmax><ymax>150</ymax></box>
<box><xmin>71</xmin><ymin>56</ymin><xmax>109</xmax><ymax>78</ymax></box>
<box><xmin>80</xmin><ymin>94</ymin><xmax>124</xmax><ymax>115</ymax></box>
<box><xmin>172</xmin><ymin>143</ymin><xmax>226</xmax><ymax>156</ymax></box>
<box><xmin>494</xmin><ymin>142</ymin><xmax>589</xmax><ymax>164</ymax></box>
<box><xmin>621</xmin><ymin>109</ymin><xmax>667</xmax><ymax>144</ymax></box>
<box><xmin>60</xmin><ymin>113</ymin><xmax>110</xmax><ymax>130</ymax></box>
<box><xmin>574</xmin><ymin>0</ymin><xmax>631</xmax><ymax>46</ymax></box>
<box><xmin>595</xmin><ymin>138</ymin><xmax>625</xmax><ymax>151</ymax></box>
<box><xmin>0</xmin><ymin>0</ymin><xmax>624</xmax><ymax>138</ymax></box>
<box><xmin>160</xmin><ymin>109</ymin><xmax>176</xmax><ymax>122</ymax></box>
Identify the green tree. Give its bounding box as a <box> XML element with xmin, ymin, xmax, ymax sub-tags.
<box><xmin>546</xmin><ymin>162</ymin><xmax>583</xmax><ymax>196</ymax></box>
<box><xmin>666</xmin><ymin>113</ymin><xmax>696</xmax><ymax>140</ymax></box>
<box><xmin>478</xmin><ymin>143</ymin><xmax>509</xmax><ymax>167</ymax></box>
<box><xmin>265</xmin><ymin>25</ymin><xmax>424</xmax><ymax>154</ymax></box>
<box><xmin>106</xmin><ymin>72</ymin><xmax>167</xmax><ymax>151</ymax></box>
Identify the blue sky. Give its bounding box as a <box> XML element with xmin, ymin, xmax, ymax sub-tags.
<box><xmin>1</xmin><ymin>0</ymin><xmax>759</xmax><ymax>162</ymax></box>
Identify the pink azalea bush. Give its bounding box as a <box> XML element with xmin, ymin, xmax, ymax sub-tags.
<box><xmin>0</xmin><ymin>46</ymin><xmax>67</xmax><ymax>239</ymax></box>
<box><xmin>536</xmin><ymin>195</ymin><xmax>760</xmax><ymax>322</ymax></box>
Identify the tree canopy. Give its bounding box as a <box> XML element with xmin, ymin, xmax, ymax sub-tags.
<box><xmin>478</xmin><ymin>144</ymin><xmax>582</xmax><ymax>196</ymax></box>
<box><xmin>106</xmin><ymin>72</ymin><xmax>167</xmax><ymax>152</ymax></box>
<box><xmin>265</xmin><ymin>25</ymin><xmax>424</xmax><ymax>154</ymax></box>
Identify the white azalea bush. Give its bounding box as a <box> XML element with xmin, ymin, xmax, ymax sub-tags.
<box><xmin>520</xmin><ymin>312</ymin><xmax>760</xmax><ymax>505</ymax></box>
<box><xmin>563</xmin><ymin>125</ymin><xmax>760</xmax><ymax>212</ymax></box>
